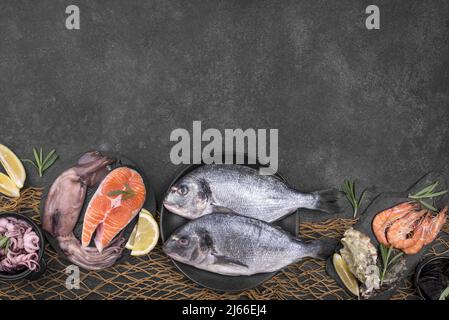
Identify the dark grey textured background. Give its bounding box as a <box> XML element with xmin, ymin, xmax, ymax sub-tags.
<box><xmin>1</xmin><ymin>0</ymin><xmax>448</xmax><ymax>203</ymax></box>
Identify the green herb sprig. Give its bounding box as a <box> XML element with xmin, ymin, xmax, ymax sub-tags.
<box><xmin>408</xmin><ymin>181</ymin><xmax>447</xmax><ymax>212</ymax></box>
<box><xmin>0</xmin><ymin>235</ymin><xmax>10</xmax><ymax>254</ymax></box>
<box><xmin>379</xmin><ymin>244</ymin><xmax>403</xmax><ymax>285</ymax></box>
<box><xmin>23</xmin><ymin>147</ymin><xmax>59</xmax><ymax>178</ymax></box>
<box><xmin>439</xmin><ymin>285</ymin><xmax>449</xmax><ymax>300</ymax></box>
<box><xmin>107</xmin><ymin>183</ymin><xmax>136</xmax><ymax>200</ymax></box>
<box><xmin>342</xmin><ymin>180</ymin><xmax>367</xmax><ymax>218</ymax></box>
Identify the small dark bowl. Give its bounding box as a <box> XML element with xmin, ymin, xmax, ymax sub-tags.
<box><xmin>0</xmin><ymin>212</ymin><xmax>46</xmax><ymax>281</ymax></box>
<box><xmin>414</xmin><ymin>255</ymin><xmax>449</xmax><ymax>300</ymax></box>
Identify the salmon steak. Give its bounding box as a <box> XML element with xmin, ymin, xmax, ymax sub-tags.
<box><xmin>82</xmin><ymin>167</ymin><xmax>146</xmax><ymax>252</ymax></box>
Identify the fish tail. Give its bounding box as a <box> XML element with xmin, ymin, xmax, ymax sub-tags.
<box><xmin>305</xmin><ymin>237</ymin><xmax>339</xmax><ymax>260</ymax></box>
<box><xmin>307</xmin><ymin>189</ymin><xmax>343</xmax><ymax>214</ymax></box>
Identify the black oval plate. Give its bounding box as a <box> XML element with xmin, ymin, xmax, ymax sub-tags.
<box><xmin>326</xmin><ymin>171</ymin><xmax>449</xmax><ymax>299</ymax></box>
<box><xmin>160</xmin><ymin>161</ymin><xmax>300</xmax><ymax>292</ymax></box>
<box><xmin>40</xmin><ymin>150</ymin><xmax>157</xmax><ymax>270</ymax></box>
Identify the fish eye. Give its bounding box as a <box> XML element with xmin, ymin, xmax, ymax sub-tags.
<box><xmin>177</xmin><ymin>237</ymin><xmax>189</xmax><ymax>247</ymax></box>
<box><xmin>178</xmin><ymin>185</ymin><xmax>189</xmax><ymax>196</ymax></box>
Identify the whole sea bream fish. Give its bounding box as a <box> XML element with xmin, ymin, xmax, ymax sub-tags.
<box><xmin>163</xmin><ymin>212</ymin><xmax>337</xmax><ymax>276</ymax></box>
<box><xmin>163</xmin><ymin>164</ymin><xmax>342</xmax><ymax>222</ymax></box>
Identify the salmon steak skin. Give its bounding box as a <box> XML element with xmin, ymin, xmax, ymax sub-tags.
<box><xmin>81</xmin><ymin>167</ymin><xmax>146</xmax><ymax>252</ymax></box>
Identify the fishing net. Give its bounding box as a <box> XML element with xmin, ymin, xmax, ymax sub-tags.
<box><xmin>0</xmin><ymin>187</ymin><xmax>42</xmax><ymax>216</ymax></box>
<box><xmin>0</xmin><ymin>187</ymin><xmax>447</xmax><ymax>300</ymax></box>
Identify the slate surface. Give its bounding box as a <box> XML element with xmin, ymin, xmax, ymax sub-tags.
<box><xmin>326</xmin><ymin>172</ymin><xmax>449</xmax><ymax>300</ymax></box>
<box><xmin>0</xmin><ymin>0</ymin><xmax>448</xmax><ymax>298</ymax></box>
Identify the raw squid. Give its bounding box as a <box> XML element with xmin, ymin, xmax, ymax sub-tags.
<box><xmin>42</xmin><ymin>151</ymin><xmax>126</xmax><ymax>270</ymax></box>
<box><xmin>0</xmin><ymin>217</ymin><xmax>40</xmax><ymax>273</ymax></box>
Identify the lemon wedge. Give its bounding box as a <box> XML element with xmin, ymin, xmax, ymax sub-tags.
<box><xmin>0</xmin><ymin>144</ymin><xmax>26</xmax><ymax>189</ymax></box>
<box><xmin>333</xmin><ymin>253</ymin><xmax>360</xmax><ymax>297</ymax></box>
<box><xmin>0</xmin><ymin>172</ymin><xmax>20</xmax><ymax>198</ymax></box>
<box><xmin>126</xmin><ymin>208</ymin><xmax>159</xmax><ymax>256</ymax></box>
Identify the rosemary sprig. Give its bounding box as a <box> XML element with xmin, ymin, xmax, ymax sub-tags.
<box><xmin>23</xmin><ymin>147</ymin><xmax>59</xmax><ymax>177</ymax></box>
<box><xmin>439</xmin><ymin>285</ymin><xmax>449</xmax><ymax>300</ymax></box>
<box><xmin>379</xmin><ymin>244</ymin><xmax>403</xmax><ymax>286</ymax></box>
<box><xmin>342</xmin><ymin>180</ymin><xmax>367</xmax><ymax>218</ymax></box>
<box><xmin>408</xmin><ymin>181</ymin><xmax>448</xmax><ymax>212</ymax></box>
<box><xmin>108</xmin><ymin>183</ymin><xmax>136</xmax><ymax>200</ymax></box>
<box><xmin>0</xmin><ymin>235</ymin><xmax>10</xmax><ymax>254</ymax></box>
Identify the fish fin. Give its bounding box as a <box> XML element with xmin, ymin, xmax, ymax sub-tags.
<box><xmin>303</xmin><ymin>237</ymin><xmax>339</xmax><ymax>260</ymax></box>
<box><xmin>210</xmin><ymin>204</ymin><xmax>236</xmax><ymax>214</ymax></box>
<box><xmin>213</xmin><ymin>255</ymin><xmax>248</xmax><ymax>268</ymax></box>
<box><xmin>309</xmin><ymin>189</ymin><xmax>343</xmax><ymax>214</ymax></box>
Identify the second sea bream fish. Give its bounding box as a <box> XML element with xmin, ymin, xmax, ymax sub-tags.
<box><xmin>163</xmin><ymin>164</ymin><xmax>342</xmax><ymax>222</ymax></box>
<box><xmin>163</xmin><ymin>212</ymin><xmax>337</xmax><ymax>276</ymax></box>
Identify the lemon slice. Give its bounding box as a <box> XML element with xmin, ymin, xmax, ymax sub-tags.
<box><xmin>0</xmin><ymin>172</ymin><xmax>20</xmax><ymax>198</ymax></box>
<box><xmin>0</xmin><ymin>144</ymin><xmax>26</xmax><ymax>189</ymax></box>
<box><xmin>126</xmin><ymin>208</ymin><xmax>153</xmax><ymax>249</ymax></box>
<box><xmin>333</xmin><ymin>253</ymin><xmax>360</xmax><ymax>297</ymax></box>
<box><xmin>127</xmin><ymin>208</ymin><xmax>159</xmax><ymax>256</ymax></box>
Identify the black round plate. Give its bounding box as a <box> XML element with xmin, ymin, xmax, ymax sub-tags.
<box><xmin>40</xmin><ymin>150</ymin><xmax>157</xmax><ymax>270</ymax></box>
<box><xmin>160</xmin><ymin>161</ymin><xmax>299</xmax><ymax>292</ymax></box>
<box><xmin>414</xmin><ymin>255</ymin><xmax>449</xmax><ymax>300</ymax></box>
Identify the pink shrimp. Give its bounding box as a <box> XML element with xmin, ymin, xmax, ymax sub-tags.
<box><xmin>372</xmin><ymin>202</ymin><xmax>419</xmax><ymax>245</ymax></box>
<box><xmin>387</xmin><ymin>209</ymin><xmax>427</xmax><ymax>249</ymax></box>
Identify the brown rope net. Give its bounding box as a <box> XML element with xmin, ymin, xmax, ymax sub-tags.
<box><xmin>0</xmin><ymin>187</ymin><xmax>447</xmax><ymax>300</ymax></box>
